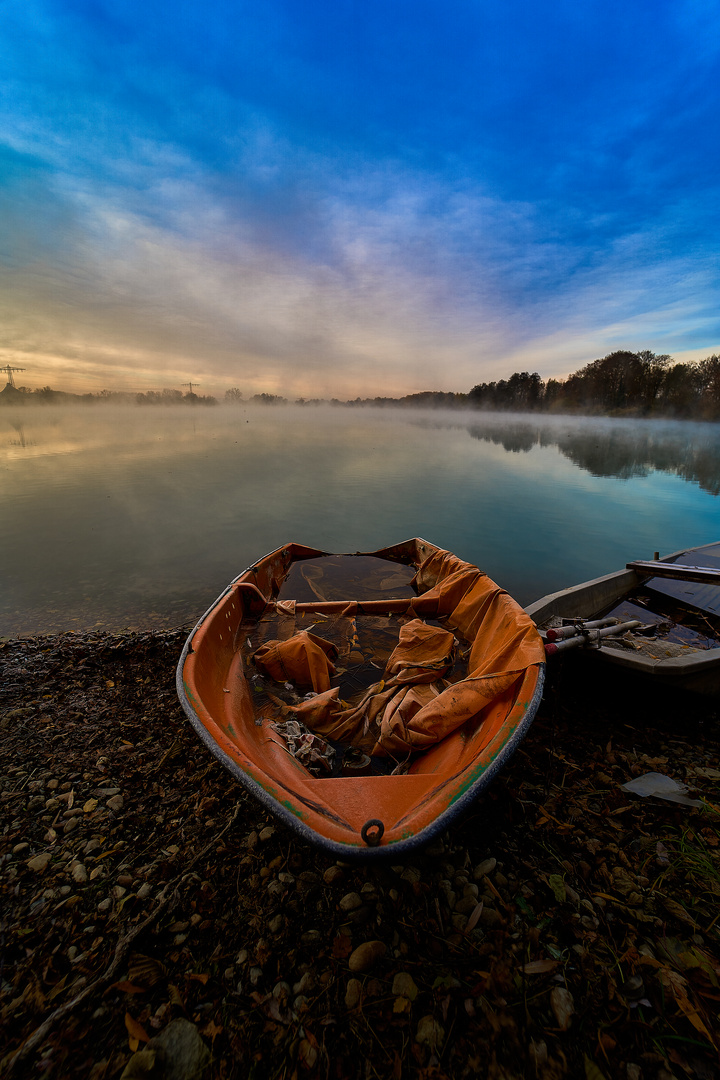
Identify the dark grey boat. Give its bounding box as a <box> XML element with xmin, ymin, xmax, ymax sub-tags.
<box><xmin>525</xmin><ymin>541</ymin><xmax>720</xmax><ymax>696</ymax></box>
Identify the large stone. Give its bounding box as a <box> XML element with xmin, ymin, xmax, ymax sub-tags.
<box><xmin>120</xmin><ymin>1019</ymin><xmax>210</xmax><ymax>1080</ymax></box>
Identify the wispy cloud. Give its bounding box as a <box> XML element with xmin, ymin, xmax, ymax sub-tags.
<box><xmin>1</xmin><ymin>0</ymin><xmax>719</xmax><ymax>396</ymax></box>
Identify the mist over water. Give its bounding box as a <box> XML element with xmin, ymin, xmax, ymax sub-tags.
<box><xmin>2</xmin><ymin>405</ymin><xmax>719</xmax><ymax>637</ymax></box>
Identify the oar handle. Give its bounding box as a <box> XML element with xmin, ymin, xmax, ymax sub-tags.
<box><xmin>546</xmin><ymin>617</ymin><xmax>619</xmax><ymax>641</ymax></box>
<box><xmin>545</xmin><ymin>620</ymin><xmax>642</xmax><ymax>655</ymax></box>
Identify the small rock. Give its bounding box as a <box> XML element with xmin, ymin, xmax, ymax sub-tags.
<box><xmin>300</xmin><ymin>929</ymin><xmax>322</xmax><ymax>946</ymax></box>
<box><xmin>27</xmin><ymin>852</ymin><xmax>52</xmax><ymax>873</ymax></box>
<box><xmin>479</xmin><ymin>906</ymin><xmax>502</xmax><ymax>928</ymax></box>
<box><xmin>454</xmin><ymin>895</ymin><xmax>479</xmax><ymax>916</ymax></box>
<box><xmin>113</xmin><ymin>885</ymin><xmax>127</xmax><ymax>900</ymax></box>
<box><xmin>400</xmin><ymin>867</ymin><xmax>421</xmax><ymax>884</ymax></box>
<box><xmin>98</xmin><ymin>898</ymin><xmax>112</xmax><ymax>912</ymax></box>
<box><xmin>345</xmin><ymin>978</ymin><xmax>363</xmax><ymax>1009</ymax></box>
<box><xmin>71</xmin><ymin>863</ymin><xmax>88</xmax><ymax>884</ymax></box>
<box><xmin>63</xmin><ymin>817</ymin><xmax>79</xmax><ymax>835</ymax></box>
<box><xmin>323</xmin><ymin>865</ymin><xmax>344</xmax><ymax>885</ymax></box>
<box><xmin>107</xmin><ymin>795</ymin><xmax>124</xmax><ymax>813</ymax></box>
<box><xmin>12</xmin><ymin>842</ymin><xmax>30</xmax><ymax>855</ymax></box>
<box><xmin>340</xmin><ymin>892</ymin><xmax>363</xmax><ymax>912</ymax></box>
<box><xmin>268</xmin><ymin>914</ymin><xmax>285</xmax><ymax>935</ymax></box>
<box><xmin>415</xmin><ymin>1015</ymin><xmax>444</xmax><ymax>1050</ymax></box>
<box><xmin>392</xmin><ymin>972</ymin><xmax>418</xmax><ymax>1000</ymax></box>
<box><xmin>550</xmin><ymin>986</ymin><xmax>574</xmax><ymax>1030</ymax></box>
<box><xmin>136</xmin><ymin>882</ymin><xmax>152</xmax><ymax>900</ymax></box>
<box><xmin>259</xmin><ymin>826</ymin><xmax>275</xmax><ymax>842</ymax></box>
<box><xmin>529</xmin><ymin>1040</ymin><xmax>548</xmax><ymax>1069</ymax></box>
<box><xmin>293</xmin><ymin>971</ymin><xmax>315</xmax><ymax>995</ymax></box>
<box><xmin>473</xmin><ymin>858</ymin><xmax>497</xmax><ymax>880</ymax></box>
<box><xmin>348</xmin><ymin>940</ymin><xmax>386</xmax><ymax>972</ymax></box>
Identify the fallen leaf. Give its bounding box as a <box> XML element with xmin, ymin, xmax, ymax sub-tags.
<box><xmin>200</xmin><ymin>1019</ymin><xmax>223</xmax><ymax>1042</ymax></box>
<box><xmin>125</xmin><ymin>1011</ymin><xmax>150</xmax><ymax>1052</ymax></box>
<box><xmin>465</xmin><ymin>901</ymin><xmax>484</xmax><ymax>932</ymax></box>
<box><xmin>111</xmin><ymin>981</ymin><xmax>146</xmax><ymax>995</ymax></box>
<box><xmin>523</xmin><ymin>960</ymin><xmax>558</xmax><ymax>975</ymax></box>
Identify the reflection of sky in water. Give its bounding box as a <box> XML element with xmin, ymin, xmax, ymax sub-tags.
<box><xmin>1</xmin><ymin>406</ymin><xmax>719</xmax><ymax>636</ymax></box>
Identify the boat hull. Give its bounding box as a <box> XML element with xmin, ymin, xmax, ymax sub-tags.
<box><xmin>177</xmin><ymin>539</ymin><xmax>545</xmax><ymax>859</ymax></box>
<box><xmin>525</xmin><ymin>541</ymin><xmax>720</xmax><ymax>696</ymax></box>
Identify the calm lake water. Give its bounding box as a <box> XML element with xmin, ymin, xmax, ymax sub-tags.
<box><xmin>2</xmin><ymin>405</ymin><xmax>720</xmax><ymax>637</ymax></box>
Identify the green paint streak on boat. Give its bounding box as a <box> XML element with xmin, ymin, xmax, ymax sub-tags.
<box><xmin>446</xmin><ymin>714</ymin><xmax>525</xmax><ymax>806</ymax></box>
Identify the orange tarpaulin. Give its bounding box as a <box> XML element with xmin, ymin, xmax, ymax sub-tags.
<box><xmin>253</xmin><ymin>630</ymin><xmax>338</xmax><ymax>693</ymax></box>
<box><xmin>255</xmin><ymin>547</ymin><xmax>545</xmax><ymax>758</ymax></box>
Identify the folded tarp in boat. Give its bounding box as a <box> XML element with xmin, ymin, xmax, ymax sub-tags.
<box><xmin>253</xmin><ymin>546</ymin><xmax>545</xmax><ymax>758</ymax></box>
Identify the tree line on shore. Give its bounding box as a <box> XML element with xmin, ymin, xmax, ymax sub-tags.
<box><xmin>2</xmin><ymin>349</ymin><xmax>720</xmax><ymax>418</ymax></box>
<box><xmin>228</xmin><ymin>351</ymin><xmax>720</xmax><ymax>418</ymax></box>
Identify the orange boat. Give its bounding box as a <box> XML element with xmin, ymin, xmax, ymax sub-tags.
<box><xmin>176</xmin><ymin>539</ymin><xmax>545</xmax><ymax>859</ymax></box>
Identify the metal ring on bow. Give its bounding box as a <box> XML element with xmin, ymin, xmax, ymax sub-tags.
<box><xmin>360</xmin><ymin>819</ymin><xmax>385</xmax><ymax>847</ymax></box>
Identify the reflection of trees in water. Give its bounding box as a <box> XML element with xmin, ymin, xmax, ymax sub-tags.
<box><xmin>467</xmin><ymin>419</ymin><xmax>720</xmax><ymax>496</ymax></box>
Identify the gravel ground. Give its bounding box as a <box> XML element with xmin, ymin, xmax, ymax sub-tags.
<box><xmin>1</xmin><ymin>630</ymin><xmax>719</xmax><ymax>1080</ymax></box>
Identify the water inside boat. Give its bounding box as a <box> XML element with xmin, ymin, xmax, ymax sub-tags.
<box><xmin>238</xmin><ymin>554</ymin><xmax>472</xmax><ymax>777</ymax></box>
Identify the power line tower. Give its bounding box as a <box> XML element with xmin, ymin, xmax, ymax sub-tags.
<box><xmin>2</xmin><ymin>364</ymin><xmax>26</xmax><ymax>388</ymax></box>
<box><xmin>182</xmin><ymin>382</ymin><xmax>199</xmax><ymax>394</ymax></box>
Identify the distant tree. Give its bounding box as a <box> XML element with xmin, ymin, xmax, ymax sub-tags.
<box><xmin>35</xmin><ymin>386</ymin><xmax>58</xmax><ymax>402</ymax></box>
<box><xmin>543</xmin><ymin>379</ymin><xmax>563</xmax><ymax>409</ymax></box>
<box><xmin>697</xmin><ymin>355</ymin><xmax>720</xmax><ymax>419</ymax></box>
<box><xmin>636</xmin><ymin>350</ymin><xmax>671</xmax><ymax>411</ymax></box>
<box><xmin>251</xmin><ymin>393</ymin><xmax>287</xmax><ymax>405</ymax></box>
<box><xmin>657</xmin><ymin>362</ymin><xmax>701</xmax><ymax>416</ymax></box>
<box><xmin>225</xmin><ymin>388</ymin><xmax>243</xmax><ymax>403</ymax></box>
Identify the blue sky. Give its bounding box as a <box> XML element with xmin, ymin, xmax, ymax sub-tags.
<box><xmin>1</xmin><ymin>0</ymin><xmax>719</xmax><ymax>397</ymax></box>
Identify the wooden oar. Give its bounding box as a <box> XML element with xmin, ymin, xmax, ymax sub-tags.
<box><xmin>277</xmin><ymin>598</ymin><xmax>417</xmax><ymax>615</ymax></box>
<box><xmin>627</xmin><ymin>561</ymin><xmax>720</xmax><ymax>585</ymax></box>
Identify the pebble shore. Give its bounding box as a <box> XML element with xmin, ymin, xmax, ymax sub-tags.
<box><xmin>1</xmin><ymin>629</ymin><xmax>719</xmax><ymax>1079</ymax></box>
